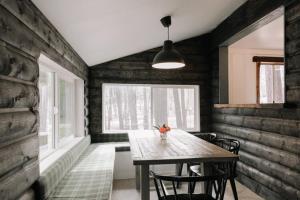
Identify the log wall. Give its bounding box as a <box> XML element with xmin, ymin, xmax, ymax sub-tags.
<box><xmin>0</xmin><ymin>0</ymin><xmax>88</xmax><ymax>199</ymax></box>
<box><xmin>210</xmin><ymin>0</ymin><xmax>300</xmax><ymax>199</ymax></box>
<box><xmin>89</xmin><ymin>34</ymin><xmax>211</xmax><ymax>142</ymax></box>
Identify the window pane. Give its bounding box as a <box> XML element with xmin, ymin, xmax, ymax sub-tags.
<box><xmin>152</xmin><ymin>87</ymin><xmax>195</xmax><ymax>130</ymax></box>
<box><xmin>259</xmin><ymin>64</ymin><xmax>284</xmax><ymax>104</ymax></box>
<box><xmin>103</xmin><ymin>84</ymin><xmax>199</xmax><ymax>132</ymax></box>
<box><xmin>260</xmin><ymin>64</ymin><xmax>274</xmax><ymax>103</ymax></box>
<box><xmin>273</xmin><ymin>65</ymin><xmax>285</xmax><ymax>103</ymax></box>
<box><xmin>59</xmin><ymin>79</ymin><xmax>74</xmax><ymax>145</ymax></box>
<box><xmin>103</xmin><ymin>84</ymin><xmax>151</xmax><ymax>131</ymax></box>
<box><xmin>39</xmin><ymin>69</ymin><xmax>54</xmax><ymax>157</ymax></box>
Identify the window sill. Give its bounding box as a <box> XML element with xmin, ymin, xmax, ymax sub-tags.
<box><xmin>214</xmin><ymin>103</ymin><xmax>284</xmax><ymax>109</ymax></box>
<box><xmin>39</xmin><ymin>137</ymin><xmax>85</xmax><ymax>174</ymax></box>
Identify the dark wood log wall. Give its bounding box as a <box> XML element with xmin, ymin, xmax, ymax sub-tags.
<box><xmin>88</xmin><ymin>34</ymin><xmax>211</xmax><ymax>142</ymax></box>
<box><xmin>0</xmin><ymin>0</ymin><xmax>88</xmax><ymax>199</ymax></box>
<box><xmin>210</xmin><ymin>0</ymin><xmax>300</xmax><ymax>199</ymax></box>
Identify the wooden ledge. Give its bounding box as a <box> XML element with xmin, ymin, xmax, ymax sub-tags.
<box><xmin>214</xmin><ymin>104</ymin><xmax>284</xmax><ymax>109</ymax></box>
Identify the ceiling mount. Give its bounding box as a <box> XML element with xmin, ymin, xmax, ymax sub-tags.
<box><xmin>160</xmin><ymin>16</ymin><xmax>171</xmax><ymax>27</ymax></box>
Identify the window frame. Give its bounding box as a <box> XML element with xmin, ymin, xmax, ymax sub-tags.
<box><xmin>38</xmin><ymin>54</ymin><xmax>84</xmax><ymax>160</ymax></box>
<box><xmin>102</xmin><ymin>83</ymin><xmax>200</xmax><ymax>133</ymax></box>
<box><xmin>253</xmin><ymin>56</ymin><xmax>285</xmax><ymax>104</ymax></box>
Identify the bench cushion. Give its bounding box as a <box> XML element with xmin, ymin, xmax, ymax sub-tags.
<box><xmin>38</xmin><ymin>136</ymin><xmax>91</xmax><ymax>199</ymax></box>
<box><xmin>49</xmin><ymin>144</ymin><xmax>115</xmax><ymax>200</ymax></box>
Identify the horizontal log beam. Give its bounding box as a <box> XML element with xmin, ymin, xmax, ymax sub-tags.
<box><xmin>0</xmin><ymin>136</ymin><xmax>38</xmax><ymax>177</ymax></box>
<box><xmin>1</xmin><ymin>0</ymin><xmax>87</xmax><ymax>74</ymax></box>
<box><xmin>239</xmin><ymin>150</ymin><xmax>300</xmax><ymax>190</ymax></box>
<box><xmin>0</xmin><ymin>80</ymin><xmax>38</xmax><ymax>109</ymax></box>
<box><xmin>237</xmin><ymin>162</ymin><xmax>300</xmax><ymax>199</ymax></box>
<box><xmin>0</xmin><ymin>159</ymin><xmax>39</xmax><ymax>200</ymax></box>
<box><xmin>215</xmin><ymin>132</ymin><xmax>300</xmax><ymax>172</ymax></box>
<box><xmin>213</xmin><ymin>113</ymin><xmax>300</xmax><ymax>137</ymax></box>
<box><xmin>213</xmin><ymin>123</ymin><xmax>300</xmax><ymax>154</ymax></box>
<box><xmin>237</xmin><ymin>172</ymin><xmax>286</xmax><ymax>200</ymax></box>
<box><xmin>0</xmin><ymin>5</ymin><xmax>86</xmax><ymax>80</ymax></box>
<box><xmin>213</xmin><ymin>107</ymin><xmax>300</xmax><ymax>121</ymax></box>
<box><xmin>0</xmin><ymin>44</ymin><xmax>38</xmax><ymax>82</ymax></box>
<box><xmin>0</xmin><ymin>111</ymin><xmax>38</xmax><ymax>146</ymax></box>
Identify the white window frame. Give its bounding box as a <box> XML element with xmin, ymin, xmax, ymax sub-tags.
<box><xmin>102</xmin><ymin>83</ymin><xmax>200</xmax><ymax>133</ymax></box>
<box><xmin>38</xmin><ymin>54</ymin><xmax>85</xmax><ymax>160</ymax></box>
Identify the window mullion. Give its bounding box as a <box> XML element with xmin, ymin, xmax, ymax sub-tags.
<box><xmin>53</xmin><ymin>73</ymin><xmax>59</xmax><ymax>149</ymax></box>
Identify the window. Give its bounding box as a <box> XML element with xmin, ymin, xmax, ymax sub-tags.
<box><xmin>102</xmin><ymin>84</ymin><xmax>200</xmax><ymax>133</ymax></box>
<box><xmin>38</xmin><ymin>55</ymin><xmax>84</xmax><ymax>159</ymax></box>
<box><xmin>254</xmin><ymin>56</ymin><xmax>285</xmax><ymax>104</ymax></box>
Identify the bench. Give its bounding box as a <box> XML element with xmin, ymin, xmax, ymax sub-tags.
<box><xmin>36</xmin><ymin>136</ymin><xmax>116</xmax><ymax>200</ymax></box>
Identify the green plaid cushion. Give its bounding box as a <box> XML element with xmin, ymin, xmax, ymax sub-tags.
<box><xmin>49</xmin><ymin>144</ymin><xmax>115</xmax><ymax>200</ymax></box>
<box><xmin>38</xmin><ymin>136</ymin><xmax>91</xmax><ymax>199</ymax></box>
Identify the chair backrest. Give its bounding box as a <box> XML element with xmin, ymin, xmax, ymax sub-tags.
<box><xmin>212</xmin><ymin>138</ymin><xmax>240</xmax><ymax>176</ymax></box>
<box><xmin>212</xmin><ymin>138</ymin><xmax>240</xmax><ymax>155</ymax></box>
<box><xmin>150</xmin><ymin>171</ymin><xmax>226</xmax><ymax>200</ymax></box>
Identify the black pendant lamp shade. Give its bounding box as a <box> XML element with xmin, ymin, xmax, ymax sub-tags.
<box><xmin>152</xmin><ymin>16</ymin><xmax>185</xmax><ymax>69</ymax></box>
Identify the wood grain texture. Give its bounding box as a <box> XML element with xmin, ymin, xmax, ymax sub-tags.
<box><xmin>0</xmin><ymin>44</ymin><xmax>38</xmax><ymax>82</ymax></box>
<box><xmin>0</xmin><ymin>0</ymin><xmax>87</xmax><ymax>77</ymax></box>
<box><xmin>0</xmin><ymin>136</ymin><xmax>38</xmax><ymax>178</ymax></box>
<box><xmin>237</xmin><ymin>162</ymin><xmax>300</xmax><ymax>199</ymax></box>
<box><xmin>0</xmin><ymin>79</ymin><xmax>38</xmax><ymax>109</ymax></box>
<box><xmin>213</xmin><ymin>113</ymin><xmax>300</xmax><ymax>137</ymax></box>
<box><xmin>213</xmin><ymin>123</ymin><xmax>300</xmax><ymax>154</ymax></box>
<box><xmin>0</xmin><ymin>111</ymin><xmax>38</xmax><ymax>146</ymax></box>
<box><xmin>0</xmin><ymin>0</ymin><xmax>88</xmax><ymax>198</ymax></box>
<box><xmin>0</xmin><ymin>159</ymin><xmax>39</xmax><ymax>200</ymax></box>
<box><xmin>128</xmin><ymin>129</ymin><xmax>238</xmax><ymax>165</ymax></box>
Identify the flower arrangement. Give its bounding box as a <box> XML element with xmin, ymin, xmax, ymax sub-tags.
<box><xmin>154</xmin><ymin>124</ymin><xmax>171</xmax><ymax>140</ymax></box>
<box><xmin>154</xmin><ymin>124</ymin><xmax>171</xmax><ymax>133</ymax></box>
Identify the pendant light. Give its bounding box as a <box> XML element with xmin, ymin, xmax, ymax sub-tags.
<box><xmin>152</xmin><ymin>16</ymin><xmax>185</xmax><ymax>69</ymax></box>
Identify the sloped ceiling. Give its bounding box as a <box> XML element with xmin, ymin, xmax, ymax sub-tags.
<box><xmin>32</xmin><ymin>0</ymin><xmax>246</xmax><ymax>66</ymax></box>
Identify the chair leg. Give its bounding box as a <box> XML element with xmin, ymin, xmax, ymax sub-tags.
<box><xmin>187</xmin><ymin>171</ymin><xmax>196</xmax><ymax>194</ymax></box>
<box><xmin>176</xmin><ymin>163</ymin><xmax>183</xmax><ymax>188</ymax></box>
<box><xmin>220</xmin><ymin>179</ymin><xmax>227</xmax><ymax>200</ymax></box>
<box><xmin>230</xmin><ymin>177</ymin><xmax>238</xmax><ymax>200</ymax></box>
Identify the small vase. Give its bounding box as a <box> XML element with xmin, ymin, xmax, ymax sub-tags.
<box><xmin>160</xmin><ymin>133</ymin><xmax>168</xmax><ymax>140</ymax></box>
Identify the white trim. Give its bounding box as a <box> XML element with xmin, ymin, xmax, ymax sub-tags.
<box><xmin>39</xmin><ymin>137</ymin><xmax>85</xmax><ymax>173</ymax></box>
<box><xmin>39</xmin><ymin>54</ymin><xmax>79</xmax><ymax>80</ymax></box>
<box><xmin>38</xmin><ymin>54</ymin><xmax>85</xmax><ymax>161</ymax></box>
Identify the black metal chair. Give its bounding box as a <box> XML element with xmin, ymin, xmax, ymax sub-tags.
<box><xmin>190</xmin><ymin>138</ymin><xmax>240</xmax><ymax>200</ymax></box>
<box><xmin>151</xmin><ymin>170</ymin><xmax>227</xmax><ymax>200</ymax></box>
<box><xmin>176</xmin><ymin>133</ymin><xmax>217</xmax><ymax>188</ymax></box>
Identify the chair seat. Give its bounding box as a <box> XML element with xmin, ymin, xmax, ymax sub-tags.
<box><xmin>161</xmin><ymin>194</ymin><xmax>215</xmax><ymax>200</ymax></box>
<box><xmin>190</xmin><ymin>165</ymin><xmax>202</xmax><ymax>175</ymax></box>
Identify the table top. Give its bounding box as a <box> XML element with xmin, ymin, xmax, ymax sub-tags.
<box><xmin>128</xmin><ymin>129</ymin><xmax>239</xmax><ymax>165</ymax></box>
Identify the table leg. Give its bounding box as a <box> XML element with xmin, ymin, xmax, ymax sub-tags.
<box><xmin>135</xmin><ymin>166</ymin><xmax>140</xmax><ymax>190</ymax></box>
<box><xmin>140</xmin><ymin>165</ymin><xmax>150</xmax><ymax>200</ymax></box>
<box><xmin>201</xmin><ymin>162</ymin><xmax>212</xmax><ymax>194</ymax></box>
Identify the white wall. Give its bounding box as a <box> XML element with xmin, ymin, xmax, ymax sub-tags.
<box><xmin>114</xmin><ymin>151</ymin><xmax>177</xmax><ymax>180</ymax></box>
<box><xmin>228</xmin><ymin>48</ymin><xmax>283</xmax><ymax>104</ymax></box>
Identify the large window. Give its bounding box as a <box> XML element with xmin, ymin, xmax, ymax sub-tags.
<box><xmin>102</xmin><ymin>84</ymin><xmax>200</xmax><ymax>133</ymax></box>
<box><xmin>38</xmin><ymin>55</ymin><xmax>84</xmax><ymax>159</ymax></box>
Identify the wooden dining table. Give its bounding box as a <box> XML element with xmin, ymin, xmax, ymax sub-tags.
<box><xmin>128</xmin><ymin>129</ymin><xmax>239</xmax><ymax>200</ymax></box>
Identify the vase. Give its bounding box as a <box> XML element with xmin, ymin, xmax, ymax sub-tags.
<box><xmin>160</xmin><ymin>133</ymin><xmax>168</xmax><ymax>140</ymax></box>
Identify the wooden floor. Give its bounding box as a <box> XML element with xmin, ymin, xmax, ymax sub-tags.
<box><xmin>112</xmin><ymin>179</ymin><xmax>264</xmax><ymax>200</ymax></box>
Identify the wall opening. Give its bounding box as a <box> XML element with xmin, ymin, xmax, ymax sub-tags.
<box><xmin>218</xmin><ymin>7</ymin><xmax>284</xmax><ymax>105</ymax></box>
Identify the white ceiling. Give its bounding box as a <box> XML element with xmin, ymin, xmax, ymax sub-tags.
<box><xmin>32</xmin><ymin>0</ymin><xmax>246</xmax><ymax>66</ymax></box>
<box><xmin>230</xmin><ymin>16</ymin><xmax>284</xmax><ymax>50</ymax></box>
